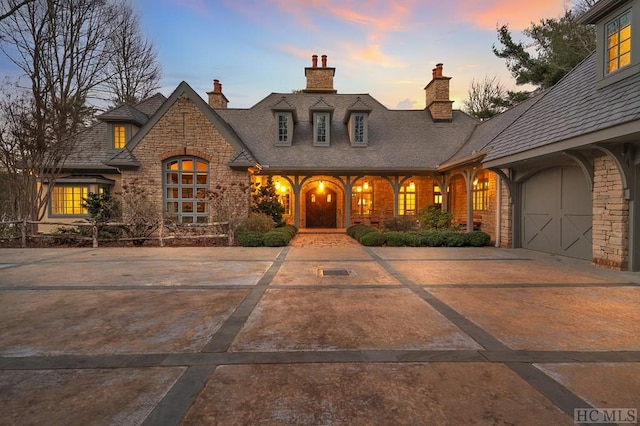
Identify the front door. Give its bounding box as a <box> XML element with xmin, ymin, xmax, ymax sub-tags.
<box><xmin>306</xmin><ymin>188</ymin><xmax>337</xmax><ymax>228</ymax></box>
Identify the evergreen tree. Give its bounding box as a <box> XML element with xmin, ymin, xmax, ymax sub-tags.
<box><xmin>252</xmin><ymin>177</ymin><xmax>285</xmax><ymax>227</ymax></box>
<box><xmin>493</xmin><ymin>10</ymin><xmax>596</xmax><ymax>89</ymax></box>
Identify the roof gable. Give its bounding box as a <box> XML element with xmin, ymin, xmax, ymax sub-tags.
<box><xmin>126</xmin><ymin>81</ymin><xmax>256</xmax><ymax>166</ymax></box>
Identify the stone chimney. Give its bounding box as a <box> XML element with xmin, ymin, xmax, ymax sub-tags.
<box><xmin>424</xmin><ymin>63</ymin><xmax>453</xmax><ymax>122</ymax></box>
<box><xmin>207</xmin><ymin>79</ymin><xmax>229</xmax><ymax>109</ymax></box>
<box><xmin>303</xmin><ymin>54</ymin><xmax>337</xmax><ymax>93</ymax></box>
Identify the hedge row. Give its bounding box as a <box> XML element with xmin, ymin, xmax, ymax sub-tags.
<box><xmin>347</xmin><ymin>224</ymin><xmax>490</xmax><ymax>247</ymax></box>
<box><xmin>237</xmin><ymin>225</ymin><xmax>298</xmax><ymax>247</ymax></box>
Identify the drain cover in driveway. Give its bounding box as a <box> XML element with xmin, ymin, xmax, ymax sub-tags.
<box><xmin>317</xmin><ymin>268</ymin><xmax>350</xmax><ymax>277</ymax></box>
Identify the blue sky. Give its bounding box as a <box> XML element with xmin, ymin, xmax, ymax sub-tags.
<box><xmin>3</xmin><ymin>0</ymin><xmax>572</xmax><ymax>110</ymax></box>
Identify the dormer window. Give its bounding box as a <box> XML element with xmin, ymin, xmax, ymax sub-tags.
<box><xmin>113</xmin><ymin>125</ymin><xmax>126</xmax><ymax>149</ymax></box>
<box><xmin>313</xmin><ymin>112</ymin><xmax>330</xmax><ymax>146</ymax></box>
<box><xmin>348</xmin><ymin>113</ymin><xmax>368</xmax><ymax>146</ymax></box>
<box><xmin>606</xmin><ymin>10</ymin><xmax>632</xmax><ymax>74</ymax></box>
<box><xmin>275</xmin><ymin>112</ymin><xmax>293</xmax><ymax>146</ymax></box>
<box><xmin>270</xmin><ymin>97</ymin><xmax>297</xmax><ymax>147</ymax></box>
<box><xmin>344</xmin><ymin>97</ymin><xmax>372</xmax><ymax>147</ymax></box>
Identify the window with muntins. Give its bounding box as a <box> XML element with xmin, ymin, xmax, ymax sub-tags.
<box><xmin>113</xmin><ymin>125</ymin><xmax>126</xmax><ymax>149</ymax></box>
<box><xmin>314</xmin><ymin>113</ymin><xmax>330</xmax><ymax>146</ymax></box>
<box><xmin>50</xmin><ymin>185</ymin><xmax>89</xmax><ymax>216</ymax></box>
<box><xmin>472</xmin><ymin>178</ymin><xmax>489</xmax><ymax>211</ymax></box>
<box><xmin>352</xmin><ymin>182</ymin><xmax>373</xmax><ymax>216</ymax></box>
<box><xmin>399</xmin><ymin>183</ymin><xmax>416</xmax><ymax>215</ymax></box>
<box><xmin>277</xmin><ymin>113</ymin><xmax>289</xmax><ymax>144</ymax></box>
<box><xmin>607</xmin><ymin>10</ymin><xmax>632</xmax><ymax>74</ymax></box>
<box><xmin>433</xmin><ymin>185</ymin><xmax>442</xmax><ymax>207</ymax></box>
<box><xmin>164</xmin><ymin>157</ymin><xmax>209</xmax><ymax>223</ymax></box>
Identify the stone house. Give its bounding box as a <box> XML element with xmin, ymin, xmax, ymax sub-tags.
<box><xmin>43</xmin><ymin>0</ymin><xmax>640</xmax><ymax>271</ymax></box>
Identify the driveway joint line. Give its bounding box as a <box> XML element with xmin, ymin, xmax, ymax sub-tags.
<box><xmin>201</xmin><ymin>247</ymin><xmax>290</xmax><ymax>353</ymax></box>
<box><xmin>364</xmin><ymin>247</ymin><xmax>598</xmax><ymax>421</ymax></box>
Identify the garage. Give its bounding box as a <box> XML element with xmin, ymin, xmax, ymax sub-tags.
<box><xmin>521</xmin><ymin>166</ymin><xmax>592</xmax><ymax>260</ymax></box>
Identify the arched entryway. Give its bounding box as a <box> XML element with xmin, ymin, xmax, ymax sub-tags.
<box><xmin>306</xmin><ymin>187</ymin><xmax>337</xmax><ymax>228</ymax></box>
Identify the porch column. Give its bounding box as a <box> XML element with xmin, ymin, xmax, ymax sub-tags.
<box><xmin>344</xmin><ymin>181</ymin><xmax>353</xmax><ymax>227</ymax></box>
<box><xmin>465</xmin><ymin>171</ymin><xmax>474</xmax><ymax>232</ymax></box>
<box><xmin>293</xmin><ymin>177</ymin><xmax>302</xmax><ymax>228</ymax></box>
<box><xmin>391</xmin><ymin>177</ymin><xmax>401</xmax><ymax>216</ymax></box>
<box><xmin>437</xmin><ymin>175</ymin><xmax>449</xmax><ymax>212</ymax></box>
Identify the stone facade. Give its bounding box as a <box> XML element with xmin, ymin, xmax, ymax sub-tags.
<box><xmin>592</xmin><ymin>154</ymin><xmax>629</xmax><ymax>269</ymax></box>
<box><xmin>122</xmin><ymin>95</ymin><xmax>250</xmax><ymax>223</ymax></box>
<box><xmin>498</xmin><ymin>175</ymin><xmax>512</xmax><ymax>248</ymax></box>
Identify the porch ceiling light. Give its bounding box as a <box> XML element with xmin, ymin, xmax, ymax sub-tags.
<box><xmin>409</xmin><ymin>180</ymin><xmax>415</xmax><ymax>191</ymax></box>
<box><xmin>363</xmin><ymin>180</ymin><xmax>369</xmax><ymax>190</ymax></box>
<box><xmin>319</xmin><ymin>180</ymin><xmax>325</xmax><ymax>191</ymax></box>
<box><xmin>275</xmin><ymin>179</ymin><xmax>281</xmax><ymax>190</ymax></box>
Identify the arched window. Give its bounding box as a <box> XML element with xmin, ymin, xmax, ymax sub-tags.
<box><xmin>164</xmin><ymin>157</ymin><xmax>209</xmax><ymax>223</ymax></box>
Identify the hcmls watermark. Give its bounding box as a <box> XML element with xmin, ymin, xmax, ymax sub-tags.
<box><xmin>574</xmin><ymin>408</ymin><xmax>637</xmax><ymax>424</ymax></box>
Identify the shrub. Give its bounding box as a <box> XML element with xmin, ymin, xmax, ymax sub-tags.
<box><xmin>383</xmin><ymin>216</ymin><xmax>418</xmax><ymax>232</ymax></box>
<box><xmin>348</xmin><ymin>224</ymin><xmax>377</xmax><ymax>241</ymax></box>
<box><xmin>236</xmin><ymin>232</ymin><xmax>264</xmax><ymax>247</ymax></box>
<box><xmin>418</xmin><ymin>205</ymin><xmax>456</xmax><ymax>230</ymax></box>
<box><xmin>359</xmin><ymin>231</ymin><xmax>386</xmax><ymax>246</ymax></box>
<box><xmin>118</xmin><ymin>180</ymin><xmax>161</xmax><ymax>246</ymax></box>
<box><xmin>272</xmin><ymin>224</ymin><xmax>297</xmax><ymax>239</ymax></box>
<box><xmin>404</xmin><ymin>232</ymin><xmax>422</xmax><ymax>247</ymax></box>
<box><xmin>262</xmin><ymin>230</ymin><xmax>289</xmax><ymax>247</ymax></box>
<box><xmin>0</xmin><ymin>222</ymin><xmax>20</xmax><ymax>240</ymax></box>
<box><xmin>83</xmin><ymin>191</ymin><xmax>121</xmax><ymax>223</ymax></box>
<box><xmin>50</xmin><ymin>226</ymin><xmax>83</xmax><ymax>245</ymax></box>
<box><xmin>420</xmin><ymin>231</ymin><xmax>446</xmax><ymax>247</ymax></box>
<box><xmin>466</xmin><ymin>231</ymin><xmax>491</xmax><ymax>247</ymax></box>
<box><xmin>443</xmin><ymin>231</ymin><xmax>466</xmax><ymax>247</ymax></box>
<box><xmin>237</xmin><ymin>212</ymin><xmax>275</xmax><ymax>234</ymax></box>
<box><xmin>384</xmin><ymin>231</ymin><xmax>406</xmax><ymax>247</ymax></box>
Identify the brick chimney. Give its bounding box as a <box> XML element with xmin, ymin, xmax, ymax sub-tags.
<box><xmin>303</xmin><ymin>54</ymin><xmax>337</xmax><ymax>93</ymax></box>
<box><xmin>424</xmin><ymin>63</ymin><xmax>453</xmax><ymax>122</ymax></box>
<box><xmin>207</xmin><ymin>79</ymin><xmax>229</xmax><ymax>109</ymax></box>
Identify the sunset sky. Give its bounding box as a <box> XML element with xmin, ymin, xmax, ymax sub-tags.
<box><xmin>4</xmin><ymin>0</ymin><xmax>575</xmax><ymax>111</ymax></box>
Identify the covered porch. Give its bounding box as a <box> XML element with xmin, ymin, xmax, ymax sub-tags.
<box><xmin>252</xmin><ymin>169</ymin><xmax>500</xmax><ymax>241</ymax></box>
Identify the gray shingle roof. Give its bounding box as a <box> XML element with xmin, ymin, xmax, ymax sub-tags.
<box><xmin>441</xmin><ymin>94</ymin><xmax>543</xmax><ymax>168</ymax></box>
<box><xmin>98</xmin><ymin>104</ymin><xmax>149</xmax><ymax>126</ymax></box>
<box><xmin>484</xmin><ymin>53</ymin><xmax>640</xmax><ymax>163</ymax></box>
<box><xmin>134</xmin><ymin>93</ymin><xmax>167</xmax><ymax>117</ymax></box>
<box><xmin>65</xmin><ymin>93</ymin><xmax>166</xmax><ymax>170</ymax></box>
<box><xmin>217</xmin><ymin>93</ymin><xmax>477</xmax><ymax>172</ymax></box>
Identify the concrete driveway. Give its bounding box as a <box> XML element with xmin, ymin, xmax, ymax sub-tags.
<box><xmin>1</xmin><ymin>239</ymin><xmax>639</xmax><ymax>425</ymax></box>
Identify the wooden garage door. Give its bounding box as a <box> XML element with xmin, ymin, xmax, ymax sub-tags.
<box><xmin>521</xmin><ymin>166</ymin><xmax>592</xmax><ymax>260</ymax></box>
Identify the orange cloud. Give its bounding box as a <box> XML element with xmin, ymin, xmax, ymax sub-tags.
<box><xmin>457</xmin><ymin>0</ymin><xmax>567</xmax><ymax>30</ymax></box>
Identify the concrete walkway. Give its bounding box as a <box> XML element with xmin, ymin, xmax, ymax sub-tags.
<box><xmin>0</xmin><ymin>242</ymin><xmax>639</xmax><ymax>425</ymax></box>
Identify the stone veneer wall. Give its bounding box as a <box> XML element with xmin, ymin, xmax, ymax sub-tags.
<box><xmin>122</xmin><ymin>95</ymin><xmax>250</xmax><ymax>223</ymax></box>
<box><xmin>592</xmin><ymin>154</ymin><xmax>629</xmax><ymax>270</ymax></box>
<box><xmin>498</xmin><ymin>173</ymin><xmax>512</xmax><ymax>248</ymax></box>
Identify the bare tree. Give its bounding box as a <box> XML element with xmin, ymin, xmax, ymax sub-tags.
<box><xmin>464</xmin><ymin>76</ymin><xmax>507</xmax><ymax>121</ymax></box>
<box><xmin>0</xmin><ymin>0</ymin><xmax>118</xmax><ymax>228</ymax></box>
<box><xmin>570</xmin><ymin>0</ymin><xmax>600</xmax><ymax>15</ymax></box>
<box><xmin>0</xmin><ymin>0</ymin><xmax>35</xmax><ymax>21</ymax></box>
<box><xmin>104</xmin><ymin>1</ymin><xmax>161</xmax><ymax>105</ymax></box>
